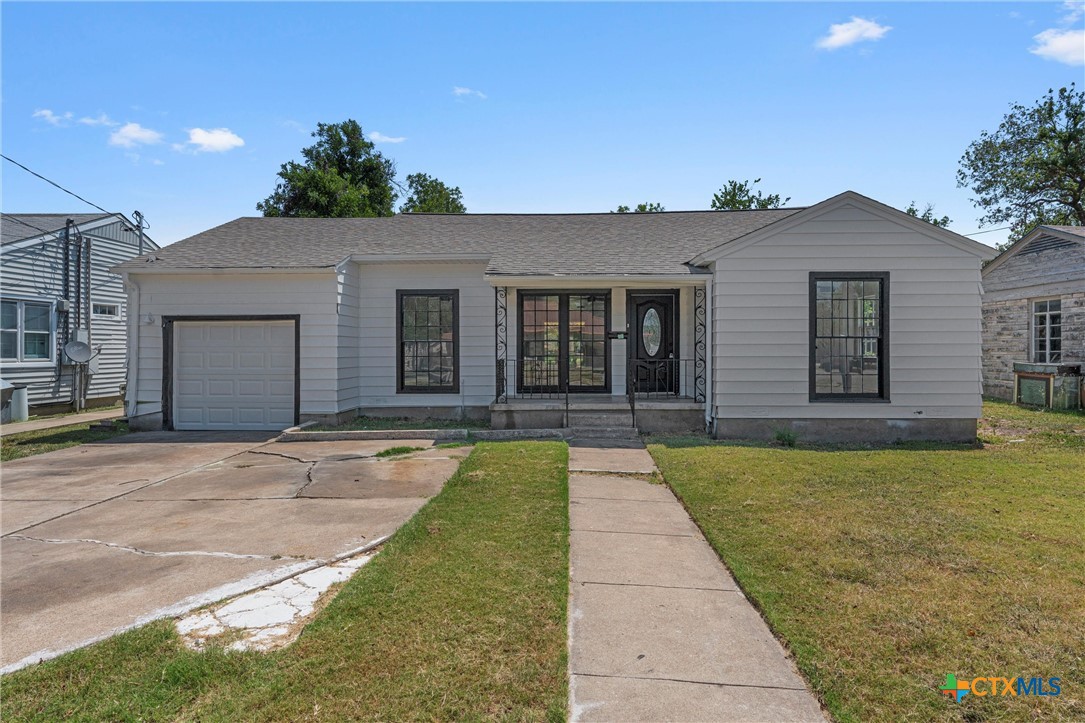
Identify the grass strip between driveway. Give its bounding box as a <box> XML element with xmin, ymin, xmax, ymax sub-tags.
<box><xmin>2</xmin><ymin>441</ymin><xmax>570</xmax><ymax>721</ymax></box>
<box><xmin>1</xmin><ymin>422</ymin><xmax>129</xmax><ymax>462</ymax></box>
<box><xmin>648</xmin><ymin>401</ymin><xmax>1084</xmax><ymax>722</ymax></box>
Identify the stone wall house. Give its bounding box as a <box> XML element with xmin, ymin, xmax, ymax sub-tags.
<box><xmin>981</xmin><ymin>225</ymin><xmax>1085</xmax><ymax>400</ymax></box>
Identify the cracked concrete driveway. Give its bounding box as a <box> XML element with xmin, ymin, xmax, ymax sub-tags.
<box><xmin>1</xmin><ymin>432</ymin><xmax>468</xmax><ymax>672</ymax></box>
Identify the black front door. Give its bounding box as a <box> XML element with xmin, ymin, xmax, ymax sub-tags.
<box><xmin>629</xmin><ymin>291</ymin><xmax>678</xmax><ymax>394</ymax></box>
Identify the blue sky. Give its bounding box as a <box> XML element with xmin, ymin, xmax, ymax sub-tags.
<box><xmin>3</xmin><ymin>2</ymin><xmax>1083</xmax><ymax>248</ymax></box>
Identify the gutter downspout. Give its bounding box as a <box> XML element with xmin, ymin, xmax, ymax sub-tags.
<box><xmin>124</xmin><ymin>272</ymin><xmax>141</xmax><ymax>420</ymax></box>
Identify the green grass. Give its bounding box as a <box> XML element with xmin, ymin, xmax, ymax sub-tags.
<box><xmin>312</xmin><ymin>415</ymin><xmax>490</xmax><ymax>431</ymax></box>
<box><xmin>648</xmin><ymin>400</ymin><xmax>1084</xmax><ymax>722</ymax></box>
<box><xmin>373</xmin><ymin>445</ymin><xmax>428</xmax><ymax>458</ymax></box>
<box><xmin>2</xmin><ymin>442</ymin><xmax>570</xmax><ymax>721</ymax></box>
<box><xmin>1</xmin><ymin>421</ymin><xmax>129</xmax><ymax>462</ymax></box>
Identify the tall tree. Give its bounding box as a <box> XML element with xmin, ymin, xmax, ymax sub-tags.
<box><xmin>904</xmin><ymin>201</ymin><xmax>951</xmax><ymax>228</ymax></box>
<box><xmin>400</xmin><ymin>173</ymin><xmax>467</xmax><ymax>213</ymax></box>
<box><xmin>614</xmin><ymin>202</ymin><xmax>665</xmax><ymax>213</ymax></box>
<box><xmin>257</xmin><ymin>120</ymin><xmax>397</xmax><ymax>217</ymax></box>
<box><xmin>957</xmin><ymin>85</ymin><xmax>1084</xmax><ymax>239</ymax></box>
<box><xmin>710</xmin><ymin>179</ymin><xmax>790</xmax><ymax>210</ymax></box>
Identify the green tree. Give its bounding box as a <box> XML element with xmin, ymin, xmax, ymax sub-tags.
<box><xmin>957</xmin><ymin>85</ymin><xmax>1084</xmax><ymax>239</ymax></box>
<box><xmin>904</xmin><ymin>201</ymin><xmax>951</xmax><ymax>228</ymax></box>
<box><xmin>710</xmin><ymin>179</ymin><xmax>790</xmax><ymax>210</ymax></box>
<box><xmin>257</xmin><ymin>120</ymin><xmax>397</xmax><ymax>217</ymax></box>
<box><xmin>400</xmin><ymin>173</ymin><xmax>467</xmax><ymax>213</ymax></box>
<box><xmin>614</xmin><ymin>202</ymin><xmax>665</xmax><ymax>213</ymax></box>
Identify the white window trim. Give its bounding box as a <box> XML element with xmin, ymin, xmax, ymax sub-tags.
<box><xmin>92</xmin><ymin>302</ymin><xmax>121</xmax><ymax>318</ymax></box>
<box><xmin>1030</xmin><ymin>297</ymin><xmax>1062</xmax><ymax>364</ymax></box>
<box><xmin>1</xmin><ymin>296</ymin><xmax>57</xmax><ymax>366</ymax></box>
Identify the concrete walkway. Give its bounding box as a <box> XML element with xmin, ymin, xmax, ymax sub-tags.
<box><xmin>567</xmin><ymin>438</ymin><xmax>824</xmax><ymax>722</ymax></box>
<box><xmin>0</xmin><ymin>407</ymin><xmax>123</xmax><ymax>437</ymax></box>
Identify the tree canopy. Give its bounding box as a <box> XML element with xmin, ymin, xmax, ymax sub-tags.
<box><xmin>710</xmin><ymin>179</ymin><xmax>790</xmax><ymax>210</ymax></box>
<box><xmin>400</xmin><ymin>173</ymin><xmax>467</xmax><ymax>214</ymax></box>
<box><xmin>904</xmin><ymin>202</ymin><xmax>951</xmax><ymax>228</ymax></box>
<box><xmin>614</xmin><ymin>202</ymin><xmax>665</xmax><ymax>213</ymax></box>
<box><xmin>957</xmin><ymin>84</ymin><xmax>1084</xmax><ymax>239</ymax></box>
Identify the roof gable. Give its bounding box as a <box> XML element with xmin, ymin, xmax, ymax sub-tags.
<box><xmin>982</xmin><ymin>224</ymin><xmax>1085</xmax><ymax>277</ymax></box>
<box><xmin>689</xmin><ymin>191</ymin><xmax>999</xmax><ymax>263</ymax></box>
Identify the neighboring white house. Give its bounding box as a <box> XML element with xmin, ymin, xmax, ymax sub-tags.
<box><xmin>114</xmin><ymin>192</ymin><xmax>997</xmax><ymax>442</ymax></box>
<box><xmin>1</xmin><ymin>213</ymin><xmax>158</xmax><ymax>411</ymax></box>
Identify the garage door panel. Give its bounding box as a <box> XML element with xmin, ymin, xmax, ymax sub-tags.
<box><xmin>174</xmin><ymin>320</ymin><xmax>295</xmax><ymax>431</ymax></box>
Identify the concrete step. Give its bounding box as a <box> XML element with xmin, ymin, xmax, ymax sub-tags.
<box><xmin>567</xmin><ymin>411</ymin><xmax>634</xmax><ymax>428</ymax></box>
<box><xmin>567</xmin><ymin>426</ymin><xmax>640</xmax><ymax>440</ymax></box>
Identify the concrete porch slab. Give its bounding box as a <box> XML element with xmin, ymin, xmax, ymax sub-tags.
<box><xmin>571</xmin><ymin>674</ymin><xmax>825</xmax><ymax>722</ymax></box>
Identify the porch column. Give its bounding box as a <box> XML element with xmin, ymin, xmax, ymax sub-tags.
<box><xmin>695</xmin><ymin>285</ymin><xmax>707</xmax><ymax>403</ymax></box>
<box><xmin>495</xmin><ymin>286</ymin><xmax>508</xmax><ymax>403</ymax></box>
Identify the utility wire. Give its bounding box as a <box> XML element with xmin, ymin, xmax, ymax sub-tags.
<box><xmin>1</xmin><ymin>154</ymin><xmax>113</xmax><ymax>216</ymax></box>
<box><xmin>965</xmin><ymin>226</ymin><xmax>1011</xmax><ymax>236</ymax></box>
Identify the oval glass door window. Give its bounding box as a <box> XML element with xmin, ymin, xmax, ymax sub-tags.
<box><xmin>642</xmin><ymin>308</ymin><xmax>662</xmax><ymax>356</ymax></box>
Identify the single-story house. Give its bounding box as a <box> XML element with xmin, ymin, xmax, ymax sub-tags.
<box><xmin>114</xmin><ymin>191</ymin><xmax>997</xmax><ymax>442</ymax></box>
<box><xmin>1</xmin><ymin>213</ymin><xmax>158</xmax><ymax>412</ymax></box>
<box><xmin>981</xmin><ymin>224</ymin><xmax>1084</xmax><ymax>401</ymax></box>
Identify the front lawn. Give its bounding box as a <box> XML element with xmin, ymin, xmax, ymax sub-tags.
<box><xmin>649</xmin><ymin>400</ymin><xmax>1084</xmax><ymax>722</ymax></box>
<box><xmin>3</xmin><ymin>442</ymin><xmax>570</xmax><ymax>721</ymax></box>
<box><xmin>1</xmin><ymin>421</ymin><xmax>129</xmax><ymax>462</ymax></box>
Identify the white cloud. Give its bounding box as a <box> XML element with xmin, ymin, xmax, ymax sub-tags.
<box><xmin>452</xmin><ymin>86</ymin><xmax>487</xmax><ymax>100</ymax></box>
<box><xmin>1061</xmin><ymin>0</ymin><xmax>1084</xmax><ymax>24</ymax></box>
<box><xmin>816</xmin><ymin>17</ymin><xmax>892</xmax><ymax>50</ymax></box>
<box><xmin>1030</xmin><ymin>28</ymin><xmax>1085</xmax><ymax>65</ymax></box>
<box><xmin>185</xmin><ymin>127</ymin><xmax>245</xmax><ymax>153</ymax></box>
<box><xmin>32</xmin><ymin>109</ymin><xmax>73</xmax><ymax>126</ymax></box>
<box><xmin>370</xmin><ymin>131</ymin><xmax>406</xmax><ymax>143</ymax></box>
<box><xmin>109</xmin><ymin>122</ymin><xmax>164</xmax><ymax>148</ymax></box>
<box><xmin>78</xmin><ymin>113</ymin><xmax>117</xmax><ymax>127</ymax></box>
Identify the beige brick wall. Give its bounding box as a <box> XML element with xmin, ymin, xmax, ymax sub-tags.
<box><xmin>981</xmin><ymin>291</ymin><xmax>1085</xmax><ymax>399</ymax></box>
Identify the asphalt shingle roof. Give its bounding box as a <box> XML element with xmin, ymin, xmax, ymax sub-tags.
<box><xmin>1</xmin><ymin>213</ymin><xmax>112</xmax><ymax>245</ymax></box>
<box><xmin>119</xmin><ymin>209</ymin><xmax>805</xmax><ymax>276</ymax></box>
<box><xmin>1043</xmin><ymin>225</ymin><xmax>1085</xmax><ymax>238</ymax></box>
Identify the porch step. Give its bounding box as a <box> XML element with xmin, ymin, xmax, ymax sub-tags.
<box><xmin>567</xmin><ymin>426</ymin><xmax>640</xmax><ymax>440</ymax></box>
<box><xmin>567</xmin><ymin>411</ymin><xmax>634</xmax><ymax>428</ymax></box>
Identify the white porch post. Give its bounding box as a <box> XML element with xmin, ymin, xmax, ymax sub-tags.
<box><xmin>612</xmin><ymin>288</ymin><xmax>627</xmax><ymax>395</ymax></box>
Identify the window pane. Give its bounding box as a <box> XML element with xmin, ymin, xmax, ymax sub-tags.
<box><xmin>1</xmin><ymin>301</ymin><xmax>17</xmax><ymax>330</ymax></box>
<box><xmin>23</xmin><ymin>303</ymin><xmax>50</xmax><ymax>331</ymax></box>
<box><xmin>400</xmin><ymin>293</ymin><xmax>455</xmax><ymax>390</ymax></box>
<box><xmin>1049</xmin><ymin>300</ymin><xmax>1061</xmax><ymax>312</ymax></box>
<box><xmin>1</xmin><ymin>330</ymin><xmax>16</xmax><ymax>358</ymax></box>
<box><xmin>24</xmin><ymin>332</ymin><xmax>50</xmax><ymax>359</ymax></box>
<box><xmin>1034</xmin><ymin>300</ymin><xmax>1048</xmax><ymax>313</ymax></box>
<box><xmin>812</xmin><ymin>277</ymin><xmax>883</xmax><ymax>398</ymax></box>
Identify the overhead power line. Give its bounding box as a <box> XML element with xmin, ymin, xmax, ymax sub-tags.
<box><xmin>1</xmin><ymin>153</ymin><xmax>113</xmax><ymax>216</ymax></box>
<box><xmin>965</xmin><ymin>226</ymin><xmax>1011</xmax><ymax>236</ymax></box>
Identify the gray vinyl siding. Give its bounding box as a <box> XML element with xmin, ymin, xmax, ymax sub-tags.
<box><xmin>355</xmin><ymin>261</ymin><xmax>495</xmax><ymax>408</ymax></box>
<box><xmin>0</xmin><ymin>219</ymin><xmax>147</xmax><ymax>405</ymax></box>
<box><xmin>336</xmin><ymin>262</ymin><xmax>362</xmax><ymax>411</ymax></box>
<box><xmin>127</xmin><ymin>272</ymin><xmax>341</xmax><ymax>419</ymax></box>
<box><xmin>710</xmin><ymin>202</ymin><xmax>985</xmax><ymax>420</ymax></box>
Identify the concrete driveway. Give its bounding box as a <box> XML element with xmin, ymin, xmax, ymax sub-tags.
<box><xmin>1</xmin><ymin>432</ymin><xmax>467</xmax><ymax>672</ymax></box>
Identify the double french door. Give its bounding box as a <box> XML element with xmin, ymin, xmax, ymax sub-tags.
<box><xmin>519</xmin><ymin>292</ymin><xmax>610</xmax><ymax>393</ymax></box>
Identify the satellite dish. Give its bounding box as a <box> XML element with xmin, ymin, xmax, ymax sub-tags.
<box><xmin>64</xmin><ymin>341</ymin><xmax>93</xmax><ymax>363</ymax></box>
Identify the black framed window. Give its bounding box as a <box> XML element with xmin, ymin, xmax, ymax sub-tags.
<box><xmin>397</xmin><ymin>291</ymin><xmax>459</xmax><ymax>393</ymax></box>
<box><xmin>1032</xmin><ymin>299</ymin><xmax>1061</xmax><ymax>363</ymax></box>
<box><xmin>810</xmin><ymin>273</ymin><xmax>889</xmax><ymax>401</ymax></box>
<box><xmin>519</xmin><ymin>291</ymin><xmax>610</xmax><ymax>393</ymax></box>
